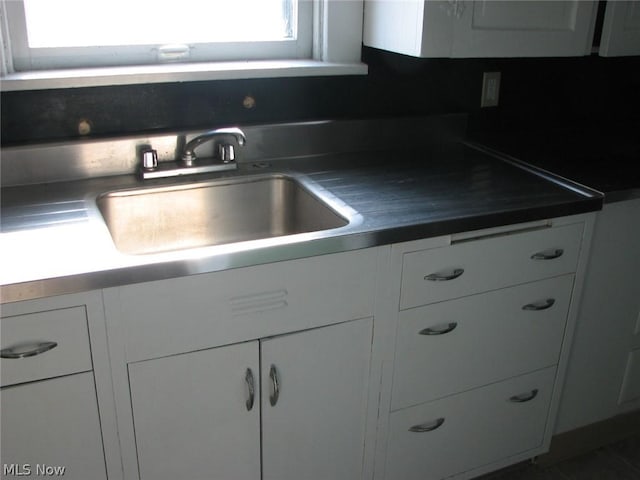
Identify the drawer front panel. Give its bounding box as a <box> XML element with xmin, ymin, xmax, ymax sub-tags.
<box><xmin>117</xmin><ymin>248</ymin><xmax>378</xmax><ymax>362</ymax></box>
<box><xmin>392</xmin><ymin>275</ymin><xmax>574</xmax><ymax>410</ymax></box>
<box><xmin>386</xmin><ymin>367</ymin><xmax>556</xmax><ymax>480</ymax></box>
<box><xmin>1</xmin><ymin>306</ymin><xmax>93</xmax><ymax>387</ymax></box>
<box><xmin>400</xmin><ymin>223</ymin><xmax>583</xmax><ymax>309</ymax></box>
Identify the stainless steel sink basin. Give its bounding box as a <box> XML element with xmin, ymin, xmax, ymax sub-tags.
<box><xmin>96</xmin><ymin>174</ymin><xmax>350</xmax><ymax>255</ymax></box>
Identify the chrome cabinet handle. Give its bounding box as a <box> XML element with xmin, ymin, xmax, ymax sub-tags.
<box><xmin>424</xmin><ymin>268</ymin><xmax>464</xmax><ymax>281</ymax></box>
<box><xmin>409</xmin><ymin>418</ymin><xmax>445</xmax><ymax>433</ymax></box>
<box><xmin>245</xmin><ymin>368</ymin><xmax>255</xmax><ymax>411</ymax></box>
<box><xmin>531</xmin><ymin>249</ymin><xmax>564</xmax><ymax>260</ymax></box>
<box><xmin>0</xmin><ymin>341</ymin><xmax>58</xmax><ymax>359</ymax></box>
<box><xmin>522</xmin><ymin>299</ymin><xmax>556</xmax><ymax>311</ymax></box>
<box><xmin>509</xmin><ymin>389</ymin><xmax>539</xmax><ymax>403</ymax></box>
<box><xmin>269</xmin><ymin>364</ymin><xmax>280</xmax><ymax>407</ymax></box>
<box><xmin>419</xmin><ymin>322</ymin><xmax>458</xmax><ymax>336</ymax></box>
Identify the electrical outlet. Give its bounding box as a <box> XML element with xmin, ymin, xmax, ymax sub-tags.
<box><xmin>481</xmin><ymin>72</ymin><xmax>501</xmax><ymax>108</ymax></box>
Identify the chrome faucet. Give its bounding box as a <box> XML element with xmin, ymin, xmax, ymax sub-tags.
<box><xmin>182</xmin><ymin>127</ymin><xmax>246</xmax><ymax>165</ymax></box>
<box><xmin>140</xmin><ymin>126</ymin><xmax>247</xmax><ymax>180</ymax></box>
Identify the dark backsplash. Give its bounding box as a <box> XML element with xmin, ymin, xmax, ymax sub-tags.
<box><xmin>2</xmin><ymin>47</ymin><xmax>639</xmax><ymax>146</ymax></box>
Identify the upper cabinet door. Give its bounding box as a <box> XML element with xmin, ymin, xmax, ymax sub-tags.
<box><xmin>452</xmin><ymin>0</ymin><xmax>597</xmax><ymax>57</ymax></box>
<box><xmin>363</xmin><ymin>0</ymin><xmax>598</xmax><ymax>57</ymax></box>
<box><xmin>600</xmin><ymin>1</ymin><xmax>640</xmax><ymax>56</ymax></box>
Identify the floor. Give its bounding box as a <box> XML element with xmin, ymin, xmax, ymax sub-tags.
<box><xmin>474</xmin><ymin>433</ymin><xmax>640</xmax><ymax>479</ymax></box>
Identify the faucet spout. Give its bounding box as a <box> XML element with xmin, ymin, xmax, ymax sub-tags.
<box><xmin>181</xmin><ymin>127</ymin><xmax>246</xmax><ymax>164</ymax></box>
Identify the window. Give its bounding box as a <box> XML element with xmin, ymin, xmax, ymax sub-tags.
<box><xmin>5</xmin><ymin>0</ymin><xmax>312</xmax><ymax>70</ymax></box>
<box><xmin>0</xmin><ymin>0</ymin><xmax>366</xmax><ymax>90</ymax></box>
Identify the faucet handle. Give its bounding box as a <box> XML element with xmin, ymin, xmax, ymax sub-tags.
<box><xmin>181</xmin><ymin>127</ymin><xmax>246</xmax><ymax>165</ymax></box>
<box><xmin>142</xmin><ymin>149</ymin><xmax>158</xmax><ymax>170</ymax></box>
<box><xmin>218</xmin><ymin>144</ymin><xmax>235</xmax><ymax>163</ymax></box>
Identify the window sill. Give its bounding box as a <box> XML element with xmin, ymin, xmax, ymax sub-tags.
<box><xmin>0</xmin><ymin>59</ymin><xmax>368</xmax><ymax>92</ymax></box>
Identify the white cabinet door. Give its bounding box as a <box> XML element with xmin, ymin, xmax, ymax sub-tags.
<box><xmin>0</xmin><ymin>372</ymin><xmax>106</xmax><ymax>480</ymax></box>
<box><xmin>128</xmin><ymin>341</ymin><xmax>261</xmax><ymax>480</ymax></box>
<box><xmin>261</xmin><ymin>318</ymin><xmax>373</xmax><ymax>480</ymax></box>
<box><xmin>555</xmin><ymin>199</ymin><xmax>640</xmax><ymax>433</ymax></box>
<box><xmin>600</xmin><ymin>1</ymin><xmax>640</xmax><ymax>56</ymax></box>
<box><xmin>364</xmin><ymin>0</ymin><xmax>597</xmax><ymax>57</ymax></box>
<box><xmin>452</xmin><ymin>0</ymin><xmax>597</xmax><ymax>57</ymax></box>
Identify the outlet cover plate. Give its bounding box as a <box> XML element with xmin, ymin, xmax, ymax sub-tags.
<box><xmin>481</xmin><ymin>72</ymin><xmax>501</xmax><ymax>108</ymax></box>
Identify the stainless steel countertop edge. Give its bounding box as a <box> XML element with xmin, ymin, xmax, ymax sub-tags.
<box><xmin>0</xmin><ymin>199</ymin><xmax>599</xmax><ymax>305</ymax></box>
<box><xmin>1</xmin><ymin>117</ymin><xmax>604</xmax><ymax>304</ymax></box>
<box><xmin>463</xmin><ymin>141</ymin><xmax>638</xmax><ymax>204</ymax></box>
<box><xmin>463</xmin><ymin>141</ymin><xmax>606</xmax><ymax>201</ymax></box>
<box><xmin>0</xmin><ymin>181</ymin><xmax>601</xmax><ymax>306</ymax></box>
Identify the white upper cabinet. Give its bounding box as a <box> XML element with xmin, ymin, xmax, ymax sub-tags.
<box><xmin>363</xmin><ymin>0</ymin><xmax>598</xmax><ymax>57</ymax></box>
<box><xmin>600</xmin><ymin>1</ymin><xmax>640</xmax><ymax>56</ymax></box>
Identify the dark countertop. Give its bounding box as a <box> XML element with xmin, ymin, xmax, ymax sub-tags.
<box><xmin>303</xmin><ymin>144</ymin><xmax>601</xmax><ymax>238</ymax></box>
<box><xmin>469</xmin><ymin>124</ymin><xmax>640</xmax><ymax>203</ymax></box>
<box><xmin>0</xmin><ymin>142</ymin><xmax>602</xmax><ymax>303</ymax></box>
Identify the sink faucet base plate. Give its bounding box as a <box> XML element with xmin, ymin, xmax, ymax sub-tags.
<box><xmin>140</xmin><ymin>161</ymin><xmax>237</xmax><ymax>180</ymax></box>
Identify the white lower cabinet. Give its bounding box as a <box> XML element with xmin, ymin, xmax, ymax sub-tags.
<box><xmin>261</xmin><ymin>318</ymin><xmax>373</xmax><ymax>480</ymax></box>
<box><xmin>386</xmin><ymin>367</ymin><xmax>556</xmax><ymax>480</ymax></box>
<box><xmin>129</xmin><ymin>341</ymin><xmax>261</xmax><ymax>480</ymax></box>
<box><xmin>128</xmin><ymin>317</ymin><xmax>373</xmax><ymax>480</ymax></box>
<box><xmin>376</xmin><ymin>216</ymin><xmax>594</xmax><ymax>480</ymax></box>
<box><xmin>555</xmin><ymin>199</ymin><xmax>640</xmax><ymax>432</ymax></box>
<box><xmin>105</xmin><ymin>248</ymin><xmax>379</xmax><ymax>480</ymax></box>
<box><xmin>392</xmin><ymin>275</ymin><xmax>574</xmax><ymax>409</ymax></box>
<box><xmin>0</xmin><ymin>292</ymin><xmax>115</xmax><ymax>480</ymax></box>
<box><xmin>1</xmin><ymin>372</ymin><xmax>107</xmax><ymax>480</ymax></box>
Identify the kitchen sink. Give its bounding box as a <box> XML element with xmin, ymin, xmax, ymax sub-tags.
<box><xmin>96</xmin><ymin>174</ymin><xmax>350</xmax><ymax>255</ymax></box>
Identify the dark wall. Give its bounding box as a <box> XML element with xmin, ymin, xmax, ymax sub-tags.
<box><xmin>2</xmin><ymin>47</ymin><xmax>639</xmax><ymax>146</ymax></box>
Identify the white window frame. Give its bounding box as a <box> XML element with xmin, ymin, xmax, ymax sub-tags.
<box><xmin>0</xmin><ymin>0</ymin><xmax>366</xmax><ymax>91</ymax></box>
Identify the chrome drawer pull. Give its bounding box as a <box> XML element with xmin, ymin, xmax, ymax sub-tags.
<box><xmin>424</xmin><ymin>268</ymin><xmax>464</xmax><ymax>282</ymax></box>
<box><xmin>509</xmin><ymin>389</ymin><xmax>539</xmax><ymax>403</ymax></box>
<box><xmin>409</xmin><ymin>418</ymin><xmax>445</xmax><ymax>433</ymax></box>
<box><xmin>531</xmin><ymin>248</ymin><xmax>564</xmax><ymax>260</ymax></box>
<box><xmin>245</xmin><ymin>368</ymin><xmax>255</xmax><ymax>411</ymax></box>
<box><xmin>269</xmin><ymin>364</ymin><xmax>280</xmax><ymax>407</ymax></box>
<box><xmin>419</xmin><ymin>322</ymin><xmax>458</xmax><ymax>336</ymax></box>
<box><xmin>522</xmin><ymin>299</ymin><xmax>556</xmax><ymax>311</ymax></box>
<box><xmin>0</xmin><ymin>341</ymin><xmax>58</xmax><ymax>359</ymax></box>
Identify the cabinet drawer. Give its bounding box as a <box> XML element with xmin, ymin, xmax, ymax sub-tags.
<box><xmin>392</xmin><ymin>275</ymin><xmax>573</xmax><ymax>410</ymax></box>
<box><xmin>114</xmin><ymin>248</ymin><xmax>377</xmax><ymax>362</ymax></box>
<box><xmin>400</xmin><ymin>223</ymin><xmax>583</xmax><ymax>309</ymax></box>
<box><xmin>1</xmin><ymin>306</ymin><xmax>93</xmax><ymax>387</ymax></box>
<box><xmin>386</xmin><ymin>367</ymin><xmax>556</xmax><ymax>480</ymax></box>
